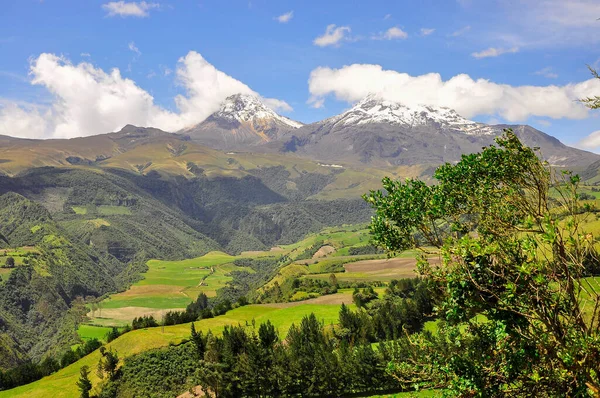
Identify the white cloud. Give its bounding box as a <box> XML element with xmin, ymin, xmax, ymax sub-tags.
<box><xmin>307</xmin><ymin>63</ymin><xmax>600</xmax><ymax>122</ymax></box>
<box><xmin>262</xmin><ymin>98</ymin><xmax>293</xmax><ymax>113</ymax></box>
<box><xmin>384</xmin><ymin>14</ymin><xmax>392</xmax><ymax>20</ymax></box>
<box><xmin>275</xmin><ymin>11</ymin><xmax>293</xmax><ymax>23</ymax></box>
<box><xmin>128</xmin><ymin>41</ymin><xmax>141</xmax><ymax>56</ymax></box>
<box><xmin>102</xmin><ymin>1</ymin><xmax>159</xmax><ymax>18</ymax></box>
<box><xmin>534</xmin><ymin>67</ymin><xmax>558</xmax><ymax>79</ymax></box>
<box><xmin>373</xmin><ymin>27</ymin><xmax>408</xmax><ymax>40</ymax></box>
<box><xmin>578</xmin><ymin>130</ymin><xmax>600</xmax><ymax>150</ymax></box>
<box><xmin>450</xmin><ymin>25</ymin><xmax>471</xmax><ymax>37</ymax></box>
<box><xmin>472</xmin><ymin>46</ymin><xmax>519</xmax><ymax>59</ymax></box>
<box><xmin>80</xmin><ymin>52</ymin><xmax>91</xmax><ymax>58</ymax></box>
<box><xmin>420</xmin><ymin>28</ymin><xmax>435</xmax><ymax>36</ymax></box>
<box><xmin>0</xmin><ymin>103</ymin><xmax>50</xmax><ymax>139</ymax></box>
<box><xmin>313</xmin><ymin>24</ymin><xmax>351</xmax><ymax>47</ymax></box>
<box><xmin>0</xmin><ymin>51</ymin><xmax>292</xmax><ymax>139</ymax></box>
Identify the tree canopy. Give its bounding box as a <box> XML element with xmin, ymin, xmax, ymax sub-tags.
<box><xmin>365</xmin><ymin>130</ymin><xmax>600</xmax><ymax>396</ymax></box>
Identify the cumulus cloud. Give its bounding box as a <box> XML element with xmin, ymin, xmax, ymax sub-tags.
<box><xmin>102</xmin><ymin>1</ymin><xmax>159</xmax><ymax>18</ymax></box>
<box><xmin>307</xmin><ymin>63</ymin><xmax>600</xmax><ymax>122</ymax></box>
<box><xmin>275</xmin><ymin>11</ymin><xmax>293</xmax><ymax>23</ymax></box>
<box><xmin>313</xmin><ymin>24</ymin><xmax>351</xmax><ymax>47</ymax></box>
<box><xmin>420</xmin><ymin>28</ymin><xmax>435</xmax><ymax>36</ymax></box>
<box><xmin>472</xmin><ymin>46</ymin><xmax>519</xmax><ymax>59</ymax></box>
<box><xmin>0</xmin><ymin>103</ymin><xmax>50</xmax><ymax>139</ymax></box>
<box><xmin>262</xmin><ymin>98</ymin><xmax>293</xmax><ymax>112</ymax></box>
<box><xmin>578</xmin><ymin>130</ymin><xmax>600</xmax><ymax>150</ymax></box>
<box><xmin>534</xmin><ymin>67</ymin><xmax>558</xmax><ymax>79</ymax></box>
<box><xmin>373</xmin><ymin>27</ymin><xmax>408</xmax><ymax>40</ymax></box>
<box><xmin>0</xmin><ymin>51</ymin><xmax>292</xmax><ymax>139</ymax></box>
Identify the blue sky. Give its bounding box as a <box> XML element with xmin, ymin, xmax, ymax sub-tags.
<box><xmin>0</xmin><ymin>0</ymin><xmax>599</xmax><ymax>149</ymax></box>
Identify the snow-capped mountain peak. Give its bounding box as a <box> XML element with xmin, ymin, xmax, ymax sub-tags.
<box><xmin>331</xmin><ymin>94</ymin><xmax>494</xmax><ymax>135</ymax></box>
<box><xmin>213</xmin><ymin>94</ymin><xmax>303</xmax><ymax>129</ymax></box>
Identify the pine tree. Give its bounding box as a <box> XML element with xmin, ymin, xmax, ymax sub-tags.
<box><xmin>190</xmin><ymin>322</ymin><xmax>206</xmax><ymax>358</ymax></box>
<box><xmin>76</xmin><ymin>366</ymin><xmax>92</xmax><ymax>398</ymax></box>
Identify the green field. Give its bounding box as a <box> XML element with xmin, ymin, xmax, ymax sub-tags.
<box><xmin>1</xmin><ymin>303</ymin><xmax>352</xmax><ymax>398</ymax></box>
<box><xmin>91</xmin><ymin>251</ymin><xmax>269</xmax><ymax>325</ymax></box>
<box><xmin>90</xmin><ymin>225</ymin><xmax>387</xmax><ymax>326</ymax></box>
<box><xmin>76</xmin><ymin>325</ymin><xmax>115</xmax><ymax>342</ymax></box>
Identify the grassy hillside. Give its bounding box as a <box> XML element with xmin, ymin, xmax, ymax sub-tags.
<box><xmin>0</xmin><ymin>303</ymin><xmax>350</xmax><ymax>398</ymax></box>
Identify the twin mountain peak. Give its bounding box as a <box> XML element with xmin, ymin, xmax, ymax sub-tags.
<box><xmin>177</xmin><ymin>93</ymin><xmax>595</xmax><ymax>168</ymax></box>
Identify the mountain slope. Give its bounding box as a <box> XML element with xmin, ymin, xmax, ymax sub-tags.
<box><xmin>279</xmin><ymin>95</ymin><xmax>598</xmax><ymax>168</ymax></box>
<box><xmin>181</xmin><ymin>94</ymin><xmax>303</xmax><ymax>150</ymax></box>
<box><xmin>0</xmin><ymin>192</ymin><xmax>125</xmax><ymax>367</ymax></box>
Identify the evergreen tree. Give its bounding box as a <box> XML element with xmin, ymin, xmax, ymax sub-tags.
<box><xmin>190</xmin><ymin>322</ymin><xmax>206</xmax><ymax>358</ymax></box>
<box><xmin>76</xmin><ymin>365</ymin><xmax>92</xmax><ymax>398</ymax></box>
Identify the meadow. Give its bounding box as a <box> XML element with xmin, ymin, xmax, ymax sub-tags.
<box><xmin>1</xmin><ymin>303</ymin><xmax>355</xmax><ymax>398</ymax></box>
<box><xmin>89</xmin><ymin>251</ymin><xmax>266</xmax><ymax>325</ymax></box>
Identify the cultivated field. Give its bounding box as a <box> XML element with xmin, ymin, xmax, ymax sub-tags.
<box><xmin>305</xmin><ymin>256</ymin><xmax>439</xmax><ymax>283</ymax></box>
<box><xmin>88</xmin><ymin>251</ymin><xmax>263</xmax><ymax>325</ymax></box>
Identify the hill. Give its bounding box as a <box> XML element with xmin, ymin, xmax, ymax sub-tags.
<box><xmin>0</xmin><ymin>192</ymin><xmax>127</xmax><ymax>368</ymax></box>
<box><xmin>0</xmin><ymin>303</ymin><xmax>352</xmax><ymax>398</ymax></box>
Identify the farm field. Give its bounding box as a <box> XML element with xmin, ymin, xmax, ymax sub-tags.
<box><xmin>76</xmin><ymin>325</ymin><xmax>117</xmax><ymax>342</ymax></box>
<box><xmin>89</xmin><ymin>251</ymin><xmax>268</xmax><ymax>326</ymax></box>
<box><xmin>1</xmin><ymin>303</ymin><xmax>354</xmax><ymax>398</ymax></box>
<box><xmin>87</xmin><ymin>225</ymin><xmax>394</xmax><ymax>327</ymax></box>
<box><xmin>304</xmin><ymin>256</ymin><xmax>438</xmax><ymax>283</ymax></box>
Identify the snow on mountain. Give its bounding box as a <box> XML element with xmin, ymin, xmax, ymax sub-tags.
<box><xmin>180</xmin><ymin>93</ymin><xmax>303</xmax><ymax>150</ymax></box>
<box><xmin>329</xmin><ymin>94</ymin><xmax>495</xmax><ymax>135</ymax></box>
<box><xmin>212</xmin><ymin>94</ymin><xmax>303</xmax><ymax>129</ymax></box>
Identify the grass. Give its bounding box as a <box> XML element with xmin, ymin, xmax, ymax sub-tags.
<box><xmin>93</xmin><ymin>251</ymin><xmax>262</xmax><ymax>324</ymax></box>
<box><xmin>76</xmin><ymin>325</ymin><xmax>115</xmax><ymax>342</ymax></box>
<box><xmin>1</xmin><ymin>303</ymin><xmax>349</xmax><ymax>398</ymax></box>
<box><xmin>90</xmin><ymin>224</ymin><xmax>382</xmax><ymax>325</ymax></box>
